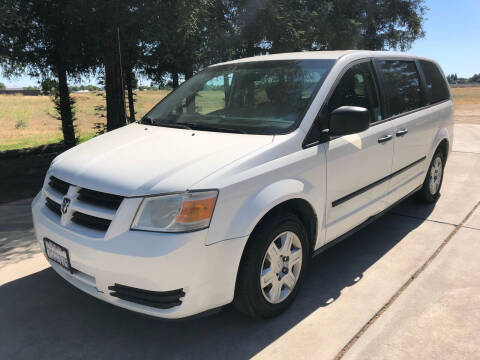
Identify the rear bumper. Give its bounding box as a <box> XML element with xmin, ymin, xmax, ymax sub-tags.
<box><xmin>32</xmin><ymin>192</ymin><xmax>247</xmax><ymax>319</ymax></box>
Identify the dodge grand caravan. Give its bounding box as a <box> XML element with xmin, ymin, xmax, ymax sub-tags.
<box><xmin>32</xmin><ymin>51</ymin><xmax>453</xmax><ymax>318</ymax></box>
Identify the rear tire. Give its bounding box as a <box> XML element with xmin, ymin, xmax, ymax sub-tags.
<box><xmin>234</xmin><ymin>212</ymin><xmax>310</xmax><ymax>318</ymax></box>
<box><xmin>415</xmin><ymin>149</ymin><xmax>445</xmax><ymax>203</ymax></box>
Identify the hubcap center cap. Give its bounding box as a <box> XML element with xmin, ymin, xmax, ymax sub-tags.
<box><xmin>279</xmin><ymin>255</ymin><xmax>289</xmax><ymax>273</ymax></box>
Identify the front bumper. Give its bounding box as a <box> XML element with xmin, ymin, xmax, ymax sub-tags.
<box><xmin>32</xmin><ymin>192</ymin><xmax>247</xmax><ymax>319</ymax></box>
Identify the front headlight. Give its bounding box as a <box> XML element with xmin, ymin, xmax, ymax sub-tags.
<box><xmin>131</xmin><ymin>190</ymin><xmax>218</xmax><ymax>232</ymax></box>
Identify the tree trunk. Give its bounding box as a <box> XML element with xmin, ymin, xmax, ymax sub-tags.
<box><xmin>246</xmin><ymin>40</ymin><xmax>255</xmax><ymax>57</ymax></box>
<box><xmin>365</xmin><ymin>0</ymin><xmax>379</xmax><ymax>50</ymax></box>
<box><xmin>125</xmin><ymin>69</ymin><xmax>135</xmax><ymax>122</ymax></box>
<box><xmin>105</xmin><ymin>58</ymin><xmax>126</xmax><ymax>131</ymax></box>
<box><xmin>172</xmin><ymin>72</ymin><xmax>179</xmax><ymax>89</ymax></box>
<box><xmin>56</xmin><ymin>66</ymin><xmax>76</xmax><ymax>148</ymax></box>
<box><xmin>185</xmin><ymin>65</ymin><xmax>193</xmax><ymax>80</ymax></box>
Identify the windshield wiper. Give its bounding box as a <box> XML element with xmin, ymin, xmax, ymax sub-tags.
<box><xmin>157</xmin><ymin>123</ymin><xmax>193</xmax><ymax>130</ymax></box>
<box><xmin>141</xmin><ymin>118</ymin><xmax>245</xmax><ymax>134</ymax></box>
<box><xmin>141</xmin><ymin>116</ymin><xmax>154</xmax><ymax>125</ymax></box>
<box><xmin>175</xmin><ymin>122</ymin><xmax>247</xmax><ymax>134</ymax></box>
<box><xmin>141</xmin><ymin>117</ymin><xmax>193</xmax><ymax>130</ymax></box>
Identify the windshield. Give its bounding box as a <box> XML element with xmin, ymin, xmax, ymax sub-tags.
<box><xmin>143</xmin><ymin>59</ymin><xmax>335</xmax><ymax>135</ymax></box>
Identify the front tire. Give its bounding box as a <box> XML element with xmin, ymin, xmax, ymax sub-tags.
<box><xmin>416</xmin><ymin>150</ymin><xmax>445</xmax><ymax>203</ymax></box>
<box><xmin>234</xmin><ymin>212</ymin><xmax>310</xmax><ymax>318</ymax></box>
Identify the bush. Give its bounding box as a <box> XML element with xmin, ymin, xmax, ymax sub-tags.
<box><xmin>15</xmin><ymin>119</ymin><xmax>28</xmax><ymax>129</ymax></box>
<box><xmin>40</xmin><ymin>78</ymin><xmax>58</xmax><ymax>95</ymax></box>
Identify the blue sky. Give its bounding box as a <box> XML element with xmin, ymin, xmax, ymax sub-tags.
<box><xmin>408</xmin><ymin>0</ymin><xmax>480</xmax><ymax>78</ymax></box>
<box><xmin>1</xmin><ymin>0</ymin><xmax>479</xmax><ymax>87</ymax></box>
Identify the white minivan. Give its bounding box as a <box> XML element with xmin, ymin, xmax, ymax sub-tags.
<box><xmin>32</xmin><ymin>51</ymin><xmax>453</xmax><ymax>318</ymax></box>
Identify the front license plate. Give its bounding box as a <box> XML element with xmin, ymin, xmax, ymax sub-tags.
<box><xmin>44</xmin><ymin>238</ymin><xmax>72</xmax><ymax>273</ymax></box>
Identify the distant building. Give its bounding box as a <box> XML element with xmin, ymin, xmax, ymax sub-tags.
<box><xmin>0</xmin><ymin>87</ymin><xmax>41</xmax><ymax>96</ymax></box>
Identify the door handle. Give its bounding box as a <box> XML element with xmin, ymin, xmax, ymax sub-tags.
<box><xmin>396</xmin><ymin>128</ymin><xmax>408</xmax><ymax>137</ymax></box>
<box><xmin>378</xmin><ymin>134</ymin><xmax>393</xmax><ymax>143</ymax></box>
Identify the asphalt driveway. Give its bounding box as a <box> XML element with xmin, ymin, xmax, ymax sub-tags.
<box><xmin>1</xmin><ymin>124</ymin><xmax>479</xmax><ymax>360</ymax></box>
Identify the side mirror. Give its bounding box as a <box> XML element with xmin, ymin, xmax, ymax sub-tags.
<box><xmin>329</xmin><ymin>106</ymin><xmax>370</xmax><ymax>136</ymax></box>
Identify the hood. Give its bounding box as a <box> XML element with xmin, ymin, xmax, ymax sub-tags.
<box><xmin>50</xmin><ymin>123</ymin><xmax>273</xmax><ymax>196</ymax></box>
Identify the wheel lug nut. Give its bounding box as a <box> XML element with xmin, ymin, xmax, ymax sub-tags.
<box><xmin>283</xmin><ymin>256</ymin><xmax>289</xmax><ymax>261</ymax></box>
<box><xmin>282</xmin><ymin>267</ymin><xmax>288</xmax><ymax>274</ymax></box>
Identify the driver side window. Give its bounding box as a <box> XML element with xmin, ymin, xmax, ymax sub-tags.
<box><xmin>328</xmin><ymin>62</ymin><xmax>382</xmax><ymax>123</ymax></box>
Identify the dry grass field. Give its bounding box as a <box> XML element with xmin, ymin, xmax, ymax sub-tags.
<box><xmin>451</xmin><ymin>87</ymin><xmax>480</xmax><ymax>124</ymax></box>
<box><xmin>0</xmin><ymin>90</ymin><xmax>169</xmax><ymax>151</ymax></box>
<box><xmin>0</xmin><ymin>87</ymin><xmax>479</xmax><ymax>151</ymax></box>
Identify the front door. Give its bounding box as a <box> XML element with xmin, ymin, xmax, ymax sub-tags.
<box><xmin>324</xmin><ymin>61</ymin><xmax>394</xmax><ymax>242</ymax></box>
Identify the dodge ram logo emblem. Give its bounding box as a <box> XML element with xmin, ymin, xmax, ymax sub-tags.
<box><xmin>61</xmin><ymin>197</ymin><xmax>71</xmax><ymax>214</ymax></box>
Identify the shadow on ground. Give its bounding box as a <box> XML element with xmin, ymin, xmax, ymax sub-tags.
<box><xmin>0</xmin><ymin>199</ymin><xmax>40</xmax><ymax>268</ymax></box>
<box><xmin>0</xmin><ymin>202</ymin><xmax>433</xmax><ymax>360</ymax></box>
<box><xmin>0</xmin><ymin>152</ymin><xmax>55</xmax><ymax>204</ymax></box>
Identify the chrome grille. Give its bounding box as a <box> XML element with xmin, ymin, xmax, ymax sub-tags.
<box><xmin>44</xmin><ymin>175</ymin><xmax>123</xmax><ymax>234</ymax></box>
<box><xmin>77</xmin><ymin>188</ymin><xmax>123</xmax><ymax>209</ymax></box>
<box><xmin>71</xmin><ymin>211</ymin><xmax>111</xmax><ymax>231</ymax></box>
<box><xmin>45</xmin><ymin>197</ymin><xmax>61</xmax><ymax>216</ymax></box>
<box><xmin>48</xmin><ymin>176</ymin><xmax>69</xmax><ymax>195</ymax></box>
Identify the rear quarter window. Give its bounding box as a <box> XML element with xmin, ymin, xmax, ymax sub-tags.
<box><xmin>378</xmin><ymin>60</ymin><xmax>424</xmax><ymax>117</ymax></box>
<box><xmin>419</xmin><ymin>60</ymin><xmax>450</xmax><ymax>104</ymax></box>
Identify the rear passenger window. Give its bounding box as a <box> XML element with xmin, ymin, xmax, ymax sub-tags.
<box><xmin>328</xmin><ymin>62</ymin><xmax>382</xmax><ymax>123</ymax></box>
<box><xmin>419</xmin><ymin>60</ymin><xmax>450</xmax><ymax>104</ymax></box>
<box><xmin>379</xmin><ymin>60</ymin><xmax>424</xmax><ymax>117</ymax></box>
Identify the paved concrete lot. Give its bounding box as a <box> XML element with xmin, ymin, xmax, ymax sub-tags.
<box><xmin>343</xmin><ymin>227</ymin><xmax>480</xmax><ymax>360</ymax></box>
<box><xmin>1</xmin><ymin>124</ymin><xmax>479</xmax><ymax>360</ymax></box>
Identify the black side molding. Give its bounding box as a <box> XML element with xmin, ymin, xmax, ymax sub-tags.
<box><xmin>315</xmin><ymin>184</ymin><xmax>423</xmax><ymax>258</ymax></box>
<box><xmin>332</xmin><ymin>156</ymin><xmax>426</xmax><ymax>207</ymax></box>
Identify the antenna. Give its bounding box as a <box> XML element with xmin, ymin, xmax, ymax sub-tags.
<box><xmin>117</xmin><ymin>26</ymin><xmax>128</xmax><ymax>124</ymax></box>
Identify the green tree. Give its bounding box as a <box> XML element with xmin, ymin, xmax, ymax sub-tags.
<box><xmin>0</xmin><ymin>82</ymin><xmax>5</xmax><ymax>90</ymax></box>
<box><xmin>233</xmin><ymin>0</ymin><xmax>314</xmax><ymax>54</ymax></box>
<box><xmin>124</xmin><ymin>71</ymin><xmax>138</xmax><ymax>122</ymax></box>
<box><xmin>2</xmin><ymin>0</ymin><xmax>429</xmax><ymax>140</ymax></box>
<box><xmin>0</xmin><ymin>0</ymin><xmax>95</xmax><ymax>148</ymax></box>
<box><xmin>87</xmin><ymin>0</ymin><xmax>155</xmax><ymax>129</ymax></box>
<box><xmin>230</xmin><ymin>0</ymin><xmax>427</xmax><ymax>53</ymax></box>
<box><xmin>361</xmin><ymin>0</ymin><xmax>427</xmax><ymax>50</ymax></box>
<box><xmin>40</xmin><ymin>78</ymin><xmax>58</xmax><ymax>95</ymax></box>
<box><xmin>470</xmin><ymin>73</ymin><xmax>480</xmax><ymax>83</ymax></box>
<box><xmin>198</xmin><ymin>0</ymin><xmax>238</xmax><ymax>64</ymax></box>
<box><xmin>88</xmin><ymin>1</ymin><xmax>127</xmax><ymax>131</ymax></box>
<box><xmin>141</xmin><ymin>0</ymin><xmax>215</xmax><ymax>89</ymax></box>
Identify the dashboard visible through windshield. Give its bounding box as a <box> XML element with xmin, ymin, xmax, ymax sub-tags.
<box><xmin>143</xmin><ymin>59</ymin><xmax>335</xmax><ymax>135</ymax></box>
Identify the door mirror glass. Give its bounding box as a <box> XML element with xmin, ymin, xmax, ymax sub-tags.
<box><xmin>329</xmin><ymin>106</ymin><xmax>370</xmax><ymax>136</ymax></box>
